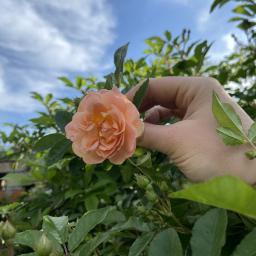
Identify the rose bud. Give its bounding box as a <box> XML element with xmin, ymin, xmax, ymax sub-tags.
<box><xmin>65</xmin><ymin>87</ymin><xmax>144</xmax><ymax>164</ymax></box>
<box><xmin>2</xmin><ymin>220</ymin><xmax>16</xmax><ymax>240</ymax></box>
<box><xmin>135</xmin><ymin>174</ymin><xmax>149</xmax><ymax>189</ymax></box>
<box><xmin>35</xmin><ymin>233</ymin><xmax>53</xmax><ymax>256</ymax></box>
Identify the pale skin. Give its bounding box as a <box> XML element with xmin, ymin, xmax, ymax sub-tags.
<box><xmin>126</xmin><ymin>77</ymin><xmax>256</xmax><ymax>184</ymax></box>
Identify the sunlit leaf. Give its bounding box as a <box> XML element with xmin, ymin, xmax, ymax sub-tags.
<box><xmin>58</xmin><ymin>77</ymin><xmax>74</xmax><ymax>87</ymax></box>
<box><xmin>171</xmin><ymin>176</ymin><xmax>256</xmax><ymax>218</ymax></box>
<box><xmin>212</xmin><ymin>92</ymin><xmax>244</xmax><ymax>136</ymax></box>
<box><xmin>216</xmin><ymin>127</ymin><xmax>246</xmax><ymax>145</ymax></box>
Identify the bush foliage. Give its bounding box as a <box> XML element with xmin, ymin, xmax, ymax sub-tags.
<box><xmin>0</xmin><ymin>0</ymin><xmax>256</xmax><ymax>255</ymax></box>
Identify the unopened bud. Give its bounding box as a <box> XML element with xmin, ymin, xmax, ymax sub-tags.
<box><xmin>35</xmin><ymin>233</ymin><xmax>53</xmax><ymax>256</ymax></box>
<box><xmin>159</xmin><ymin>181</ymin><xmax>169</xmax><ymax>192</ymax></box>
<box><xmin>145</xmin><ymin>190</ymin><xmax>158</xmax><ymax>202</ymax></box>
<box><xmin>135</xmin><ymin>174</ymin><xmax>149</xmax><ymax>189</ymax></box>
<box><xmin>2</xmin><ymin>220</ymin><xmax>16</xmax><ymax>240</ymax></box>
<box><xmin>137</xmin><ymin>206</ymin><xmax>146</xmax><ymax>213</ymax></box>
<box><xmin>146</xmin><ymin>184</ymin><xmax>153</xmax><ymax>191</ymax></box>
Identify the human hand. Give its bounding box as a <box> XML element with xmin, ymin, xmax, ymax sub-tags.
<box><xmin>126</xmin><ymin>77</ymin><xmax>256</xmax><ymax>184</ymax></box>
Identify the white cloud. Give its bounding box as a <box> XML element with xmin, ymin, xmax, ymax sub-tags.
<box><xmin>209</xmin><ymin>31</ymin><xmax>246</xmax><ymax>62</ymax></box>
<box><xmin>196</xmin><ymin>8</ymin><xmax>211</xmax><ymax>32</ymax></box>
<box><xmin>0</xmin><ymin>0</ymin><xmax>115</xmax><ymax>113</ymax></box>
<box><xmin>153</xmin><ymin>0</ymin><xmax>211</xmax><ymax>5</ymax></box>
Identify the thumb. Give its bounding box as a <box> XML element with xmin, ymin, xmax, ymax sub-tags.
<box><xmin>138</xmin><ymin>122</ymin><xmax>176</xmax><ymax>155</ymax></box>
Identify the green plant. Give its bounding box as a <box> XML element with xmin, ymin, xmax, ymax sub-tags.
<box><xmin>0</xmin><ymin>0</ymin><xmax>255</xmax><ymax>255</ymax></box>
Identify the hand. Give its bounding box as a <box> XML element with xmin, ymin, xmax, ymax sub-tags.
<box><xmin>126</xmin><ymin>77</ymin><xmax>256</xmax><ymax>184</ymax></box>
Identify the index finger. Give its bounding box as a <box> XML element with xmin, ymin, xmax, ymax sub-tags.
<box><xmin>126</xmin><ymin>76</ymin><xmax>218</xmax><ymax>112</ymax></box>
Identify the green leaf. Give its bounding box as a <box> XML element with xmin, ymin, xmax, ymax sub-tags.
<box><xmin>237</xmin><ymin>20</ymin><xmax>256</xmax><ymax>31</ymax></box>
<box><xmin>85</xmin><ymin>195</ymin><xmax>99</xmax><ymax>211</ymax></box>
<box><xmin>76</xmin><ymin>76</ymin><xmax>86</xmax><ymax>89</ymax></box>
<box><xmin>233</xmin><ymin>5</ymin><xmax>252</xmax><ymax>16</ymax></box>
<box><xmin>114</xmin><ymin>43</ymin><xmax>129</xmax><ymax>85</ymax></box>
<box><xmin>31</xmin><ymin>92</ymin><xmax>43</xmax><ymax>102</ymax></box>
<box><xmin>229</xmin><ymin>17</ymin><xmax>243</xmax><ymax>22</ymax></box>
<box><xmin>30</xmin><ymin>115</ymin><xmax>54</xmax><ymax>126</ymax></box>
<box><xmin>0</xmin><ymin>202</ymin><xmax>20</xmax><ymax>215</ymax></box>
<box><xmin>164</xmin><ymin>30</ymin><xmax>172</xmax><ymax>41</ymax></box>
<box><xmin>128</xmin><ymin>232</ymin><xmax>154</xmax><ymax>256</ymax></box>
<box><xmin>45</xmin><ymin>93</ymin><xmax>53</xmax><ymax>104</ymax></box>
<box><xmin>171</xmin><ymin>176</ymin><xmax>256</xmax><ymax>219</ymax></box>
<box><xmin>136</xmin><ymin>57</ymin><xmax>146</xmax><ymax>69</ymax></box>
<box><xmin>212</xmin><ymin>92</ymin><xmax>244</xmax><ymax>135</ymax></box>
<box><xmin>2</xmin><ymin>173</ymin><xmax>35</xmax><ymax>186</ymax></box>
<box><xmin>111</xmin><ymin>217</ymin><xmax>152</xmax><ymax>233</ymax></box>
<box><xmin>133</xmin><ymin>78</ymin><xmax>149</xmax><ymax>109</ymax></box>
<box><xmin>76</xmin><ymin>232</ymin><xmax>112</xmax><ymax>256</ymax></box>
<box><xmin>42</xmin><ymin>215</ymin><xmax>69</xmax><ymax>244</ymax></box>
<box><xmin>76</xmin><ymin>217</ymin><xmax>151</xmax><ymax>256</ymax></box>
<box><xmin>68</xmin><ymin>207</ymin><xmax>114</xmax><ymax>252</ymax></box>
<box><xmin>54</xmin><ymin>110</ymin><xmax>73</xmax><ymax>132</ymax></box>
<box><xmin>232</xmin><ymin>228</ymin><xmax>256</xmax><ymax>256</ymax></box>
<box><xmin>102</xmin><ymin>210</ymin><xmax>126</xmax><ymax>225</ymax></box>
<box><xmin>210</xmin><ymin>0</ymin><xmax>229</xmax><ymax>12</ymax></box>
<box><xmin>58</xmin><ymin>77</ymin><xmax>74</xmax><ymax>87</ymax></box>
<box><xmin>148</xmin><ymin>228</ymin><xmax>183</xmax><ymax>256</ymax></box>
<box><xmin>46</xmin><ymin>137</ymin><xmax>71</xmax><ymax>165</ymax></box>
<box><xmin>14</xmin><ymin>230</ymin><xmax>43</xmax><ymax>250</ymax></box>
<box><xmin>104</xmin><ymin>73</ymin><xmax>115</xmax><ymax>90</ymax></box>
<box><xmin>248</xmin><ymin>122</ymin><xmax>256</xmax><ymax>143</ymax></box>
<box><xmin>190</xmin><ymin>208</ymin><xmax>227</xmax><ymax>256</ymax></box>
<box><xmin>14</xmin><ymin>230</ymin><xmax>63</xmax><ymax>254</ymax></box>
<box><xmin>216</xmin><ymin>127</ymin><xmax>246</xmax><ymax>145</ymax></box>
<box><xmin>194</xmin><ymin>41</ymin><xmax>207</xmax><ymax>60</ymax></box>
<box><xmin>34</xmin><ymin>133</ymin><xmax>65</xmax><ymax>152</ymax></box>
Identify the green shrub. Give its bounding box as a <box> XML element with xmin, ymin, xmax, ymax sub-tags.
<box><xmin>0</xmin><ymin>0</ymin><xmax>255</xmax><ymax>255</ymax></box>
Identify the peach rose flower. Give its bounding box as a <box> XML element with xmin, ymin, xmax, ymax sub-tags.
<box><xmin>65</xmin><ymin>87</ymin><xmax>144</xmax><ymax>164</ymax></box>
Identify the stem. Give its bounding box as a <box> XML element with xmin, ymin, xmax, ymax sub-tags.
<box><xmin>63</xmin><ymin>244</ymin><xmax>70</xmax><ymax>256</ymax></box>
<box><xmin>7</xmin><ymin>242</ymin><xmax>14</xmax><ymax>256</ymax></box>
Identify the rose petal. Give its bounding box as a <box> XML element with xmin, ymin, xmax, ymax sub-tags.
<box><xmin>72</xmin><ymin>142</ymin><xmax>104</xmax><ymax>164</ymax></box>
<box><xmin>109</xmin><ymin>124</ymin><xmax>136</xmax><ymax>164</ymax></box>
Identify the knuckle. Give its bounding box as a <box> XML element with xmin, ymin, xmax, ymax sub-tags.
<box><xmin>200</xmin><ymin>77</ymin><xmax>224</xmax><ymax>93</ymax></box>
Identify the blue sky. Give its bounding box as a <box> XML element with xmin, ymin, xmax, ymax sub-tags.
<box><xmin>0</xmin><ymin>0</ymin><xmax>242</xmax><ymax>133</ymax></box>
